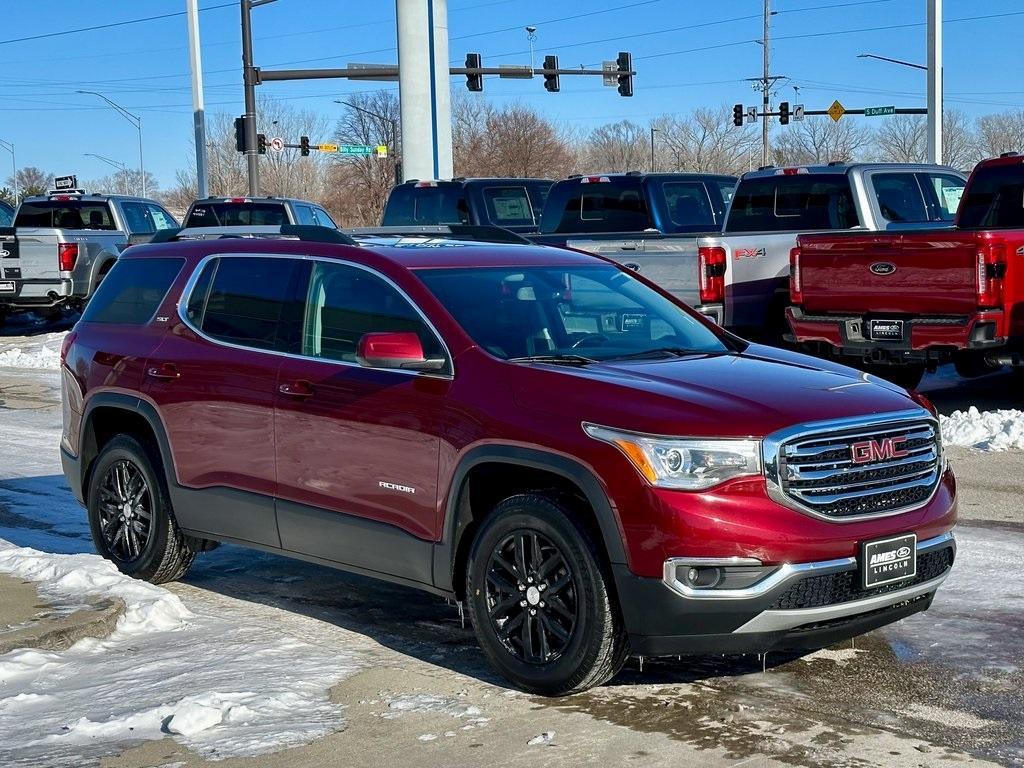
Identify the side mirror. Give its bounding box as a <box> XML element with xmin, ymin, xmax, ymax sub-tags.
<box><xmin>356</xmin><ymin>332</ymin><xmax>446</xmax><ymax>372</ymax></box>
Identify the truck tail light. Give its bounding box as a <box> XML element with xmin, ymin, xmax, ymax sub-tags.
<box><xmin>976</xmin><ymin>240</ymin><xmax>1006</xmax><ymax>309</ymax></box>
<box><xmin>789</xmin><ymin>246</ymin><xmax>802</xmax><ymax>305</ymax></box>
<box><xmin>58</xmin><ymin>243</ymin><xmax>79</xmax><ymax>272</ymax></box>
<box><xmin>60</xmin><ymin>330</ymin><xmax>78</xmax><ymax>365</ymax></box>
<box><xmin>698</xmin><ymin>246</ymin><xmax>726</xmax><ymax>304</ymax></box>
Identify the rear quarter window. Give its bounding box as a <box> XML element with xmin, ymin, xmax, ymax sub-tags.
<box><xmin>725</xmin><ymin>174</ymin><xmax>859</xmax><ymax>233</ymax></box>
<box><xmin>80</xmin><ymin>257</ymin><xmax>184</xmax><ymax>325</ymax></box>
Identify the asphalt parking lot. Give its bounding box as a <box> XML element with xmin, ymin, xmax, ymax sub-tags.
<box><xmin>0</xmin><ymin>335</ymin><xmax>1021</xmax><ymax>767</ymax></box>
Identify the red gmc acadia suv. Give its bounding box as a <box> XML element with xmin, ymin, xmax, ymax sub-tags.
<box><xmin>59</xmin><ymin>225</ymin><xmax>957</xmax><ymax>695</ymax></box>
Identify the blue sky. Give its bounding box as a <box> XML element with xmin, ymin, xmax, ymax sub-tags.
<box><xmin>1</xmin><ymin>0</ymin><xmax>1022</xmax><ymax>189</ymax></box>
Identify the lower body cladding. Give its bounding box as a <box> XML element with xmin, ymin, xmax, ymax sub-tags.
<box><xmin>613</xmin><ymin>531</ymin><xmax>955</xmax><ymax>656</ymax></box>
<box><xmin>786</xmin><ymin>307</ymin><xmax>1007</xmax><ymax>367</ymax></box>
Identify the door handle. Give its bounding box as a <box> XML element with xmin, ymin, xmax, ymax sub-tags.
<box><xmin>146</xmin><ymin>363</ymin><xmax>179</xmax><ymax>381</ymax></box>
<box><xmin>623</xmin><ymin>262</ymin><xmax>641</xmax><ymax>272</ymax></box>
<box><xmin>278</xmin><ymin>380</ymin><xmax>314</xmax><ymax>398</ymax></box>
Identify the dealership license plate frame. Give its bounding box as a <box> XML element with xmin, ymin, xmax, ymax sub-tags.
<box><xmin>861</xmin><ymin>532</ymin><xmax>917</xmax><ymax>589</ymax></box>
<box><xmin>868</xmin><ymin>318</ymin><xmax>905</xmax><ymax>342</ymax></box>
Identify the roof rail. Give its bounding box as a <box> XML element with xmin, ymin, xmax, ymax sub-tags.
<box><xmin>148</xmin><ymin>224</ymin><xmax>358</xmax><ymax>245</ymax></box>
<box><xmin>345</xmin><ymin>224</ymin><xmax>531</xmax><ymax>245</ymax></box>
<box><xmin>1000</xmin><ymin>151</ymin><xmax>1019</xmax><ymax>158</ymax></box>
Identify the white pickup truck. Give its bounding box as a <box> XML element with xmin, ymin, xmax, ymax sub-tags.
<box><xmin>693</xmin><ymin>163</ymin><xmax>967</xmax><ymax>340</ymax></box>
<box><xmin>0</xmin><ymin>191</ymin><xmax>178</xmax><ymax>320</ymax></box>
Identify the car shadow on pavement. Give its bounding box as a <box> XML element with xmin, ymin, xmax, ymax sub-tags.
<box><xmin>0</xmin><ymin>473</ymin><xmax>802</xmax><ymax>692</ymax></box>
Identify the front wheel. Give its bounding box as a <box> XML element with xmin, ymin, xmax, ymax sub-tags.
<box><xmin>86</xmin><ymin>435</ymin><xmax>196</xmax><ymax>584</ymax></box>
<box><xmin>465</xmin><ymin>493</ymin><xmax>627</xmax><ymax>695</ymax></box>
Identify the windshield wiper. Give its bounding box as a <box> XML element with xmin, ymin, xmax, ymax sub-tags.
<box><xmin>507</xmin><ymin>353</ymin><xmax>596</xmax><ymax>366</ymax></box>
<box><xmin>605</xmin><ymin>346</ymin><xmax>719</xmax><ymax>361</ymax></box>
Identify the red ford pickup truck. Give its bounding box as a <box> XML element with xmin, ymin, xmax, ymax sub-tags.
<box><xmin>787</xmin><ymin>153</ymin><xmax>1024</xmax><ymax>389</ymax></box>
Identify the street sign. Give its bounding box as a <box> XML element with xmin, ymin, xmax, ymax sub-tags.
<box><xmin>602</xmin><ymin>60</ymin><xmax>618</xmax><ymax>87</ymax></box>
<box><xmin>269</xmin><ymin>136</ymin><xmax>285</xmax><ymax>152</ymax></box>
<box><xmin>794</xmin><ymin>104</ymin><xmax>805</xmax><ymax>121</ymax></box>
<box><xmin>53</xmin><ymin>175</ymin><xmax>77</xmax><ymax>190</ymax></box>
<box><xmin>827</xmin><ymin>99</ymin><xmax>846</xmax><ymax>122</ymax></box>
<box><xmin>746</xmin><ymin>106</ymin><xmax>757</xmax><ymax>124</ymax></box>
<box><xmin>375</xmin><ymin>145</ymin><xmax>389</xmax><ymax>158</ymax></box>
<box><xmin>340</xmin><ymin>144</ymin><xmax>375</xmax><ymax>155</ymax></box>
<box><xmin>864</xmin><ymin>105</ymin><xmax>896</xmax><ymax>117</ymax></box>
<box><xmin>318</xmin><ymin>144</ymin><xmax>340</xmax><ymax>153</ymax></box>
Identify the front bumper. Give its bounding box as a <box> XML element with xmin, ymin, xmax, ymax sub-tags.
<box><xmin>786</xmin><ymin>306</ymin><xmax>1005</xmax><ymax>362</ymax></box>
<box><xmin>614</xmin><ymin>530</ymin><xmax>954</xmax><ymax>656</ymax></box>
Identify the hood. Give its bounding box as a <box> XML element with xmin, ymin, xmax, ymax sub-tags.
<box><xmin>512</xmin><ymin>348</ymin><xmax>924</xmax><ymax>439</ymax></box>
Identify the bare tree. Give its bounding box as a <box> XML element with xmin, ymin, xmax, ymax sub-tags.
<box><xmin>653</xmin><ymin>107</ymin><xmax>759</xmax><ymax>175</ymax></box>
<box><xmin>326</xmin><ymin>91</ymin><xmax>402</xmax><ymax>227</ymax></box>
<box><xmin>87</xmin><ymin>169</ymin><xmax>159</xmax><ymax>198</ymax></box>
<box><xmin>873</xmin><ymin>110</ymin><xmax>979</xmax><ymax>170</ymax></box>
<box><xmin>976</xmin><ymin>110</ymin><xmax>1024</xmax><ymax>158</ymax></box>
<box><xmin>582</xmin><ymin>120</ymin><xmax>648</xmax><ymax>173</ymax></box>
<box><xmin>772</xmin><ymin>118</ymin><xmax>874</xmax><ymax>166</ymax></box>
<box><xmin>5</xmin><ymin>167</ymin><xmax>51</xmax><ymax>198</ymax></box>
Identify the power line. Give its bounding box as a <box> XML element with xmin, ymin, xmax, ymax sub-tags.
<box><xmin>0</xmin><ymin>1</ymin><xmax>236</xmax><ymax>47</ymax></box>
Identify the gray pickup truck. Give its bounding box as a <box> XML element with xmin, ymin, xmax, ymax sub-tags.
<box><xmin>0</xmin><ymin>192</ymin><xmax>178</xmax><ymax>317</ymax></box>
<box><xmin>694</xmin><ymin>163</ymin><xmax>967</xmax><ymax>339</ymax></box>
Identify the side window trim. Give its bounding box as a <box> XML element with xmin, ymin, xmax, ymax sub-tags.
<box><xmin>176</xmin><ymin>253</ymin><xmax>454</xmax><ymax>378</ymax></box>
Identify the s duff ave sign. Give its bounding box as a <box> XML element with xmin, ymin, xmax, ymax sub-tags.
<box><xmin>865</xmin><ymin>105</ymin><xmax>897</xmax><ymax>117</ymax></box>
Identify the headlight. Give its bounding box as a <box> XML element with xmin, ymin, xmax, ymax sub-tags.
<box><xmin>584</xmin><ymin>424</ymin><xmax>761</xmax><ymax>490</ymax></box>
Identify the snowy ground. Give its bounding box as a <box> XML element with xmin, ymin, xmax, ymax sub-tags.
<box><xmin>0</xmin><ymin>332</ymin><xmax>1022</xmax><ymax>766</ymax></box>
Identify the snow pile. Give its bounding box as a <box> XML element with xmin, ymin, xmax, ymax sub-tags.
<box><xmin>0</xmin><ymin>533</ymin><xmax>365</xmax><ymax>766</ymax></box>
<box><xmin>940</xmin><ymin>407</ymin><xmax>1024</xmax><ymax>451</ymax></box>
<box><xmin>0</xmin><ymin>541</ymin><xmax>192</xmax><ymax>636</ymax></box>
<box><xmin>0</xmin><ymin>332</ymin><xmax>65</xmax><ymax>370</ymax></box>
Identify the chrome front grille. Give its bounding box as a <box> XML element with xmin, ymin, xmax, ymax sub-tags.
<box><xmin>766</xmin><ymin>413</ymin><xmax>942</xmax><ymax>521</ymax></box>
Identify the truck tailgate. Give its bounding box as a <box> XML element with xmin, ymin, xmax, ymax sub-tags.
<box><xmin>797</xmin><ymin>233</ymin><xmax>980</xmax><ymax>315</ymax></box>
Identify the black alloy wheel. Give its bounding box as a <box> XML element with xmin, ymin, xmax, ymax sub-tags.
<box><xmin>96</xmin><ymin>459</ymin><xmax>154</xmax><ymax>563</ymax></box>
<box><xmin>485</xmin><ymin>530</ymin><xmax>579</xmax><ymax>664</ymax></box>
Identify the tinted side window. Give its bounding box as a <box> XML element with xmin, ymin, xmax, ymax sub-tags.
<box><xmin>872</xmin><ymin>173</ymin><xmax>928</xmax><ymax>223</ymax></box>
<box><xmin>197</xmin><ymin>257</ymin><xmax>301</xmax><ymax>352</ymax></box>
<box><xmin>302</xmin><ymin>261</ymin><xmax>445</xmax><ymax>368</ymax></box>
<box><xmin>312</xmin><ymin>207</ymin><xmax>337</xmax><ymax>228</ymax></box>
<box><xmin>957</xmin><ymin>164</ymin><xmax>1024</xmax><ymax>229</ymax></box>
<box><xmin>120</xmin><ymin>202</ymin><xmax>153</xmax><ymax>234</ymax></box>
<box><xmin>81</xmin><ymin>257</ymin><xmax>184</xmax><ymax>325</ymax></box>
<box><xmin>0</xmin><ymin>203</ymin><xmax>13</xmax><ymax>227</ymax></box>
<box><xmin>294</xmin><ymin>205</ymin><xmax>317</xmax><ymax>225</ymax></box>
<box><xmin>726</xmin><ymin>174</ymin><xmax>859</xmax><ymax>232</ymax></box>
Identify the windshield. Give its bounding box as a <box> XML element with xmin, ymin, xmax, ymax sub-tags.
<box><xmin>957</xmin><ymin>163</ymin><xmax>1024</xmax><ymax>229</ymax></box>
<box><xmin>415</xmin><ymin>264</ymin><xmax>727</xmax><ymax>362</ymax></box>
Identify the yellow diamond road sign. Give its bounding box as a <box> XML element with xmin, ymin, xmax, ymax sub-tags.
<box><xmin>827</xmin><ymin>100</ymin><xmax>846</xmax><ymax>122</ymax></box>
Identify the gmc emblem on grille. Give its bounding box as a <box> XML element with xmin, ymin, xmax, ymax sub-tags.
<box><xmin>851</xmin><ymin>436</ymin><xmax>909</xmax><ymax>464</ymax></box>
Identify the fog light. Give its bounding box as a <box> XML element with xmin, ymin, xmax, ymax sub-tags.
<box><xmin>683</xmin><ymin>566</ymin><xmax>722</xmax><ymax>589</ymax></box>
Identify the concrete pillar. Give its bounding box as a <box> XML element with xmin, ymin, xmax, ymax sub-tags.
<box><xmin>396</xmin><ymin>0</ymin><xmax>453</xmax><ymax>181</ymax></box>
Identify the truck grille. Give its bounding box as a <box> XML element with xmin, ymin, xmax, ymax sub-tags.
<box><xmin>774</xmin><ymin>417</ymin><xmax>941</xmax><ymax>520</ymax></box>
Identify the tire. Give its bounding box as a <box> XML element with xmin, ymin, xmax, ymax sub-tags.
<box><xmin>861</xmin><ymin>363</ymin><xmax>925</xmax><ymax>391</ymax></box>
<box><xmin>465</xmin><ymin>493</ymin><xmax>628</xmax><ymax>696</ymax></box>
<box><xmin>86</xmin><ymin>435</ymin><xmax>195</xmax><ymax>584</ymax></box>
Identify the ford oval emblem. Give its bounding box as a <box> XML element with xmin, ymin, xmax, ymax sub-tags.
<box><xmin>896</xmin><ymin>546</ymin><xmax>912</xmax><ymax>558</ymax></box>
<box><xmin>870</xmin><ymin>262</ymin><xmax>897</xmax><ymax>276</ymax></box>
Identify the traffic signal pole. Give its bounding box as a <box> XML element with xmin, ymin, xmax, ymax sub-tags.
<box><xmin>926</xmin><ymin>0</ymin><xmax>942</xmax><ymax>164</ymax></box>
<box><xmin>761</xmin><ymin>0</ymin><xmax>770</xmax><ymax>168</ymax></box>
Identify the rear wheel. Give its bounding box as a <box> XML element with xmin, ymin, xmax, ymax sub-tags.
<box><xmin>465</xmin><ymin>493</ymin><xmax>628</xmax><ymax>695</ymax></box>
<box><xmin>87</xmin><ymin>435</ymin><xmax>195</xmax><ymax>584</ymax></box>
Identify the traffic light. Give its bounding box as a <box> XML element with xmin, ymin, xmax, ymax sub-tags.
<box><xmin>234</xmin><ymin>115</ymin><xmax>247</xmax><ymax>152</ymax></box>
<box><xmin>300</xmin><ymin>136</ymin><xmax>310</xmax><ymax>157</ymax></box>
<box><xmin>732</xmin><ymin>104</ymin><xmax>744</xmax><ymax>127</ymax></box>
<box><xmin>465</xmin><ymin>53</ymin><xmax>483</xmax><ymax>92</ymax></box>
<box><xmin>543</xmin><ymin>55</ymin><xmax>560</xmax><ymax>93</ymax></box>
<box><xmin>256</xmin><ymin>133</ymin><xmax>267</xmax><ymax>154</ymax></box>
<box><xmin>616</xmin><ymin>51</ymin><xmax>633</xmax><ymax>97</ymax></box>
<box><xmin>779</xmin><ymin>101</ymin><xmax>790</xmax><ymax>126</ymax></box>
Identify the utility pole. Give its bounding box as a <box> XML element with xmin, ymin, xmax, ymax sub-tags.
<box><xmin>762</xmin><ymin>0</ymin><xmax>770</xmax><ymax>168</ymax></box>
<box><xmin>926</xmin><ymin>0</ymin><xmax>942</xmax><ymax>164</ymax></box>
<box><xmin>186</xmin><ymin>0</ymin><xmax>209</xmax><ymax>198</ymax></box>
<box><xmin>649</xmin><ymin>127</ymin><xmax>658</xmax><ymax>173</ymax></box>
<box><xmin>240</xmin><ymin>0</ymin><xmax>271</xmax><ymax>196</ymax></box>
